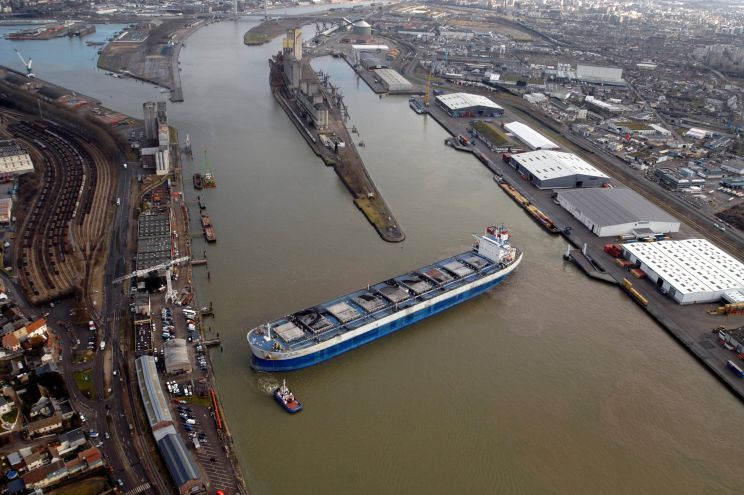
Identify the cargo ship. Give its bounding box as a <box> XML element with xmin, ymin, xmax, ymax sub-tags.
<box><xmin>247</xmin><ymin>226</ymin><xmax>522</xmax><ymax>371</ymax></box>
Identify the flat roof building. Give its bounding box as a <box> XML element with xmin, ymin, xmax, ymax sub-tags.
<box><xmin>0</xmin><ymin>140</ymin><xmax>34</xmax><ymax>176</ymax></box>
<box><xmin>157</xmin><ymin>432</ymin><xmax>201</xmax><ymax>495</ymax></box>
<box><xmin>164</xmin><ymin>339</ymin><xmax>191</xmax><ymax>375</ymax></box>
<box><xmin>135</xmin><ymin>356</ymin><xmax>173</xmax><ymax>429</ymax></box>
<box><xmin>435</xmin><ymin>92</ymin><xmax>504</xmax><ymax>118</ymax></box>
<box><xmin>721</xmin><ymin>159</ymin><xmax>744</xmax><ymax>175</ymax></box>
<box><xmin>503</xmin><ymin>122</ymin><xmax>559</xmax><ymax>150</ymax></box>
<box><xmin>556</xmin><ymin>187</ymin><xmax>680</xmax><ymax>237</ymax></box>
<box><xmin>374</xmin><ymin>68</ymin><xmax>412</xmax><ymax>92</ymax></box>
<box><xmin>623</xmin><ymin>239</ymin><xmax>744</xmax><ymax>304</ymax></box>
<box><xmin>576</xmin><ymin>64</ymin><xmax>624</xmax><ymax>85</ymax></box>
<box><xmin>509</xmin><ymin>150</ymin><xmax>608</xmax><ymax>189</ymax></box>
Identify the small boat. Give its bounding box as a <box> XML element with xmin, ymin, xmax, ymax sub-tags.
<box><xmin>273</xmin><ymin>380</ymin><xmax>303</xmax><ymax>413</ymax></box>
<box><xmin>193</xmin><ymin>173</ymin><xmax>203</xmax><ymax>190</ymax></box>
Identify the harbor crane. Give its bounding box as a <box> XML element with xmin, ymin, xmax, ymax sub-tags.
<box><xmin>14</xmin><ymin>50</ymin><xmax>34</xmax><ymax>78</ymax></box>
<box><xmin>113</xmin><ymin>256</ymin><xmax>190</xmax><ymax>303</ymax></box>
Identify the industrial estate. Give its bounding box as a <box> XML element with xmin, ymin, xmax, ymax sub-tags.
<box><xmin>0</xmin><ymin>0</ymin><xmax>741</xmax><ymax>493</ymax></box>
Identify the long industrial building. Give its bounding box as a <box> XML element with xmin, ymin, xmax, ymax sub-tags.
<box><xmin>509</xmin><ymin>150</ymin><xmax>608</xmax><ymax>189</ymax></box>
<box><xmin>435</xmin><ymin>92</ymin><xmax>503</xmax><ymax>118</ymax></box>
<box><xmin>374</xmin><ymin>68</ymin><xmax>412</xmax><ymax>92</ymax></box>
<box><xmin>622</xmin><ymin>239</ymin><xmax>744</xmax><ymax>304</ymax></box>
<box><xmin>136</xmin><ymin>356</ymin><xmax>202</xmax><ymax>494</ymax></box>
<box><xmin>576</xmin><ymin>64</ymin><xmax>624</xmax><ymax>85</ymax></box>
<box><xmin>556</xmin><ymin>187</ymin><xmax>680</xmax><ymax>237</ymax></box>
<box><xmin>503</xmin><ymin>122</ymin><xmax>559</xmax><ymax>150</ymax></box>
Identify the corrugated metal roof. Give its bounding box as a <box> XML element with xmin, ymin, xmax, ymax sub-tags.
<box><xmin>157</xmin><ymin>433</ymin><xmax>200</xmax><ymax>488</ymax></box>
<box><xmin>436</xmin><ymin>92</ymin><xmax>503</xmax><ymax>111</ymax></box>
<box><xmin>135</xmin><ymin>356</ymin><xmax>173</xmax><ymax>427</ymax></box>
<box><xmin>557</xmin><ymin>187</ymin><xmax>679</xmax><ymax>228</ymax></box>
<box><xmin>512</xmin><ymin>150</ymin><xmax>607</xmax><ymax>181</ymax></box>
<box><xmin>623</xmin><ymin>239</ymin><xmax>744</xmax><ymax>295</ymax></box>
<box><xmin>503</xmin><ymin>122</ymin><xmax>559</xmax><ymax>150</ymax></box>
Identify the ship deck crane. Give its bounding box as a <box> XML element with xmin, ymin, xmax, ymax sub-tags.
<box><xmin>14</xmin><ymin>50</ymin><xmax>34</xmax><ymax>78</ymax></box>
<box><xmin>113</xmin><ymin>256</ymin><xmax>190</xmax><ymax>303</ymax></box>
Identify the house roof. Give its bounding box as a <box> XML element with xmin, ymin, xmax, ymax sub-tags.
<box><xmin>21</xmin><ymin>460</ymin><xmax>65</xmax><ymax>485</ymax></box>
<box><xmin>2</xmin><ymin>332</ymin><xmax>19</xmax><ymax>349</ymax></box>
<box><xmin>28</xmin><ymin>414</ymin><xmax>62</xmax><ymax>433</ymax></box>
<box><xmin>26</xmin><ymin>319</ymin><xmax>46</xmax><ymax>333</ymax></box>
<box><xmin>78</xmin><ymin>446</ymin><xmax>102</xmax><ymax>466</ymax></box>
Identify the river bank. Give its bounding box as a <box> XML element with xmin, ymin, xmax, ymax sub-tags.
<box><xmin>97</xmin><ymin>17</ymin><xmax>206</xmax><ymax>102</ymax></box>
<box><xmin>423</xmin><ymin>96</ymin><xmax>744</xmax><ymax>404</ymax></box>
<box><xmin>162</xmin><ymin>19</ymin><xmax>744</xmax><ymax>495</ymax></box>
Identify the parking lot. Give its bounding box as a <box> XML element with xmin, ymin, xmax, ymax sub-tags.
<box><xmin>172</xmin><ymin>400</ymin><xmax>239</xmax><ymax>494</ymax></box>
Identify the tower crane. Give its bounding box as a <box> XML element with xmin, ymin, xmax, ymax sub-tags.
<box><xmin>14</xmin><ymin>50</ymin><xmax>34</xmax><ymax>78</ymax></box>
<box><xmin>113</xmin><ymin>256</ymin><xmax>190</xmax><ymax>303</ymax></box>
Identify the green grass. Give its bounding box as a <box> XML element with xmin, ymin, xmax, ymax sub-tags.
<box><xmin>180</xmin><ymin>394</ymin><xmax>213</xmax><ymax>407</ymax></box>
<box><xmin>473</xmin><ymin>121</ymin><xmax>511</xmax><ymax>146</ymax></box>
<box><xmin>73</xmin><ymin>369</ymin><xmax>94</xmax><ymax>399</ymax></box>
<box><xmin>243</xmin><ymin>32</ymin><xmax>272</xmax><ymax>45</ymax></box>
<box><xmin>2</xmin><ymin>409</ymin><xmax>17</xmax><ymax>424</ymax></box>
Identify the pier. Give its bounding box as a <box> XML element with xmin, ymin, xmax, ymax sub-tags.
<box><xmin>269</xmin><ymin>29</ymin><xmax>404</xmax><ymax>243</ymax></box>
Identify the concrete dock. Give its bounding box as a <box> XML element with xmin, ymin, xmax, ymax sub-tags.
<box><xmin>423</xmin><ymin>99</ymin><xmax>744</xmax><ymax>403</ymax></box>
<box><xmin>269</xmin><ymin>54</ymin><xmax>405</xmax><ymax>243</ymax></box>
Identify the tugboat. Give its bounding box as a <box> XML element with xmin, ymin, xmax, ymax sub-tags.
<box><xmin>273</xmin><ymin>380</ymin><xmax>303</xmax><ymax>414</ymax></box>
<box><xmin>193</xmin><ymin>172</ymin><xmax>203</xmax><ymax>190</ymax></box>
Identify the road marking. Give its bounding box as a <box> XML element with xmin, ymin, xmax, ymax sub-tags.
<box><xmin>125</xmin><ymin>482</ymin><xmax>151</xmax><ymax>495</ymax></box>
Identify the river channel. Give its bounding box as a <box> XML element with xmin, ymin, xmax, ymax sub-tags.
<box><xmin>3</xmin><ymin>13</ymin><xmax>744</xmax><ymax>494</ymax></box>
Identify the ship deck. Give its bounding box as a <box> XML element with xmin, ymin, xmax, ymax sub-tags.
<box><xmin>249</xmin><ymin>248</ymin><xmax>519</xmax><ymax>354</ymax></box>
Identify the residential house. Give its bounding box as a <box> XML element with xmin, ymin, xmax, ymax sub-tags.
<box><xmin>27</xmin><ymin>413</ymin><xmax>63</xmax><ymax>437</ymax></box>
<box><xmin>20</xmin><ymin>449</ymin><xmax>46</xmax><ymax>471</ymax></box>
<box><xmin>0</xmin><ymin>395</ymin><xmax>14</xmax><ymax>415</ymax></box>
<box><xmin>55</xmin><ymin>428</ymin><xmax>87</xmax><ymax>456</ymax></box>
<box><xmin>21</xmin><ymin>460</ymin><xmax>67</xmax><ymax>489</ymax></box>
<box><xmin>25</xmin><ymin>319</ymin><xmax>47</xmax><ymax>339</ymax></box>
<box><xmin>2</xmin><ymin>332</ymin><xmax>20</xmax><ymax>352</ymax></box>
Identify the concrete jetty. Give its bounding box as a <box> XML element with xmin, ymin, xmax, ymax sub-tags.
<box><xmin>269</xmin><ymin>29</ymin><xmax>404</xmax><ymax>243</ymax></box>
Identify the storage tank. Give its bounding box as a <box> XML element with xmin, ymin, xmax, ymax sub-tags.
<box><xmin>353</xmin><ymin>20</ymin><xmax>372</xmax><ymax>37</ymax></box>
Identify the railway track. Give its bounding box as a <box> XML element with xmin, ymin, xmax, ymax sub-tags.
<box><xmin>9</xmin><ymin>117</ymin><xmax>116</xmax><ymax>303</ymax></box>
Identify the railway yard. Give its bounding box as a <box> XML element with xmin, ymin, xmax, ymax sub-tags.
<box><xmin>2</xmin><ymin>112</ymin><xmax>117</xmax><ymax>305</ymax></box>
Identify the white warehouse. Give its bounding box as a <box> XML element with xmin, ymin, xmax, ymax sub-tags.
<box><xmin>556</xmin><ymin>187</ymin><xmax>680</xmax><ymax>237</ymax></box>
<box><xmin>623</xmin><ymin>239</ymin><xmax>744</xmax><ymax>304</ymax></box>
<box><xmin>503</xmin><ymin>122</ymin><xmax>559</xmax><ymax>150</ymax></box>
<box><xmin>509</xmin><ymin>150</ymin><xmax>608</xmax><ymax>189</ymax></box>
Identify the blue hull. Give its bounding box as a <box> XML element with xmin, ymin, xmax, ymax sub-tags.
<box><xmin>251</xmin><ymin>272</ymin><xmax>511</xmax><ymax>372</ymax></box>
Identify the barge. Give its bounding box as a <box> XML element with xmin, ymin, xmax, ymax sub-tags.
<box><xmin>247</xmin><ymin>226</ymin><xmax>522</xmax><ymax>371</ymax></box>
<box><xmin>201</xmin><ymin>215</ymin><xmax>216</xmax><ymax>242</ymax></box>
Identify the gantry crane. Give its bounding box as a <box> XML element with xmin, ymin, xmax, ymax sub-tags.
<box><xmin>113</xmin><ymin>256</ymin><xmax>190</xmax><ymax>303</ymax></box>
<box><xmin>14</xmin><ymin>50</ymin><xmax>34</xmax><ymax>78</ymax></box>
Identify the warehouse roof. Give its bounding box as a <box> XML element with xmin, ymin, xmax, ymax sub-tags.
<box><xmin>373</xmin><ymin>68</ymin><xmax>412</xmax><ymax>89</ymax></box>
<box><xmin>576</xmin><ymin>64</ymin><xmax>624</xmax><ymax>84</ymax></box>
<box><xmin>164</xmin><ymin>339</ymin><xmax>191</xmax><ymax>374</ymax></box>
<box><xmin>135</xmin><ymin>356</ymin><xmax>173</xmax><ymax>427</ymax></box>
<box><xmin>556</xmin><ymin>187</ymin><xmax>678</xmax><ymax>227</ymax></box>
<box><xmin>157</xmin><ymin>433</ymin><xmax>200</xmax><ymax>488</ymax></box>
<box><xmin>436</xmin><ymin>92</ymin><xmax>503</xmax><ymax>111</ymax></box>
<box><xmin>503</xmin><ymin>122</ymin><xmax>559</xmax><ymax>150</ymax></box>
<box><xmin>623</xmin><ymin>239</ymin><xmax>744</xmax><ymax>296</ymax></box>
<box><xmin>512</xmin><ymin>150</ymin><xmax>608</xmax><ymax>181</ymax></box>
